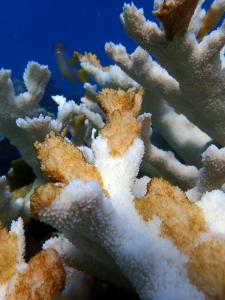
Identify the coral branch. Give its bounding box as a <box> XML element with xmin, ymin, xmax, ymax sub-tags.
<box><xmin>106</xmin><ymin>43</ymin><xmax>211</xmax><ymax>166</ymax></box>
<box><xmin>121</xmin><ymin>2</ymin><xmax>225</xmax><ymax>147</ymax></box>
<box><xmin>197</xmin><ymin>0</ymin><xmax>225</xmax><ymax>40</ymax></box>
<box><xmin>79</xmin><ymin>52</ymin><xmax>138</xmax><ymax>89</ymax></box>
<box><xmin>154</xmin><ymin>0</ymin><xmax>199</xmax><ymax>40</ymax></box>
<box><xmin>34</xmin><ymin>132</ymin><xmax>104</xmax><ymax>187</ymax></box>
<box><xmin>139</xmin><ymin>113</ymin><xmax>199</xmax><ymax>189</ymax></box>
<box><xmin>0</xmin><ymin>62</ymin><xmax>51</xmax><ymax>174</ymax></box>
<box><xmin>0</xmin><ymin>218</ymin><xmax>65</xmax><ymax>300</ymax></box>
<box><xmin>1</xmin><ymin>1</ymin><xmax>225</xmax><ymax>299</ymax></box>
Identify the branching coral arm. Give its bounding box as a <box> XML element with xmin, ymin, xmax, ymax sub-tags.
<box><xmin>197</xmin><ymin>0</ymin><xmax>225</xmax><ymax>40</ymax></box>
<box><xmin>121</xmin><ymin>2</ymin><xmax>225</xmax><ymax>146</ymax></box>
<box><xmin>139</xmin><ymin>113</ymin><xmax>199</xmax><ymax>189</ymax></box>
<box><xmin>0</xmin><ymin>62</ymin><xmax>51</xmax><ymax>174</ymax></box>
<box><xmin>105</xmin><ymin>43</ymin><xmax>179</xmax><ymax>97</ymax></box>
<box><xmin>0</xmin><ymin>218</ymin><xmax>65</xmax><ymax>300</ymax></box>
<box><xmin>80</xmin><ymin>52</ymin><xmax>138</xmax><ymax>89</ymax></box>
<box><xmin>187</xmin><ymin>144</ymin><xmax>225</xmax><ymax>201</ymax></box>
<box><xmin>106</xmin><ymin>43</ymin><xmax>211</xmax><ymax>166</ymax></box>
<box><xmin>120</xmin><ymin>3</ymin><xmax>164</xmax><ymax>52</ymax></box>
<box><xmin>43</xmin><ymin>236</ymin><xmax>131</xmax><ymax>288</ymax></box>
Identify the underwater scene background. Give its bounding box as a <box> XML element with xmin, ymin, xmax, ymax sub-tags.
<box><xmin>0</xmin><ymin>0</ymin><xmax>213</xmax><ymax>95</ymax></box>
<box><xmin>0</xmin><ymin>1</ymin><xmax>225</xmax><ymax>299</ymax></box>
<box><xmin>0</xmin><ymin>0</ymin><xmax>216</xmax><ymax>174</ymax></box>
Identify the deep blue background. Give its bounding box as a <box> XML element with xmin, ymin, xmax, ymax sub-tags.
<box><xmin>0</xmin><ymin>0</ymin><xmax>218</xmax><ymax>96</ymax></box>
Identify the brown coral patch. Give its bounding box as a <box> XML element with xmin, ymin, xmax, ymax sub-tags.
<box><xmin>187</xmin><ymin>239</ymin><xmax>225</xmax><ymax>300</ymax></box>
<box><xmin>197</xmin><ymin>3</ymin><xmax>225</xmax><ymax>40</ymax></box>
<box><xmin>154</xmin><ymin>0</ymin><xmax>199</xmax><ymax>40</ymax></box>
<box><xmin>101</xmin><ymin>110</ymin><xmax>142</xmax><ymax>156</ymax></box>
<box><xmin>74</xmin><ymin>51</ymin><xmax>111</xmax><ymax>72</ymax></box>
<box><xmin>35</xmin><ymin>131</ymin><xmax>103</xmax><ymax>187</ymax></box>
<box><xmin>8</xmin><ymin>249</ymin><xmax>65</xmax><ymax>300</ymax></box>
<box><xmin>97</xmin><ymin>88</ymin><xmax>143</xmax><ymax>118</ymax></box>
<box><xmin>0</xmin><ymin>228</ymin><xmax>18</xmax><ymax>284</ymax></box>
<box><xmin>134</xmin><ymin>177</ymin><xmax>207</xmax><ymax>254</ymax></box>
<box><xmin>135</xmin><ymin>177</ymin><xmax>225</xmax><ymax>298</ymax></box>
<box><xmin>31</xmin><ymin>182</ymin><xmax>64</xmax><ymax>219</ymax></box>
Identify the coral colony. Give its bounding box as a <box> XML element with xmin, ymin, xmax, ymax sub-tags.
<box><xmin>0</xmin><ymin>0</ymin><xmax>225</xmax><ymax>299</ymax></box>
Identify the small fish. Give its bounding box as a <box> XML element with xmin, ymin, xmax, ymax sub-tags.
<box><xmin>54</xmin><ymin>43</ymin><xmax>88</xmax><ymax>85</ymax></box>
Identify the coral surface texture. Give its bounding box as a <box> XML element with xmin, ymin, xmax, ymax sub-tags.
<box><xmin>0</xmin><ymin>1</ymin><xmax>225</xmax><ymax>299</ymax></box>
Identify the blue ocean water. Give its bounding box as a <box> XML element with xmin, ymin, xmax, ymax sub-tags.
<box><xmin>0</xmin><ymin>0</ymin><xmax>215</xmax><ymax>97</ymax></box>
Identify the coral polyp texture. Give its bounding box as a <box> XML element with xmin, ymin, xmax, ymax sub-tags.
<box><xmin>0</xmin><ymin>218</ymin><xmax>65</xmax><ymax>300</ymax></box>
<box><xmin>30</xmin><ymin>89</ymin><xmax>225</xmax><ymax>300</ymax></box>
<box><xmin>0</xmin><ymin>0</ymin><xmax>225</xmax><ymax>299</ymax></box>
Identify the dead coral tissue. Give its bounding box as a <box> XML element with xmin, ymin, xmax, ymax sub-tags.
<box><xmin>0</xmin><ymin>1</ymin><xmax>225</xmax><ymax>300</ymax></box>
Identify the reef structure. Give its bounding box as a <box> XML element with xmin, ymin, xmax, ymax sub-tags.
<box><xmin>0</xmin><ymin>1</ymin><xmax>225</xmax><ymax>300</ymax></box>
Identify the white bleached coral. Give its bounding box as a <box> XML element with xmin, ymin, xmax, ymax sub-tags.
<box><xmin>43</xmin><ymin>235</ymin><xmax>131</xmax><ymax>289</ymax></box>
<box><xmin>105</xmin><ymin>43</ymin><xmax>211</xmax><ymax>167</ymax></box>
<box><xmin>120</xmin><ymin>1</ymin><xmax>225</xmax><ymax>145</ymax></box>
<box><xmin>0</xmin><ymin>62</ymin><xmax>51</xmax><ymax>175</ymax></box>
<box><xmin>52</xmin><ymin>94</ymin><xmax>104</xmax><ymax>145</ymax></box>
<box><xmin>30</xmin><ymin>86</ymin><xmax>225</xmax><ymax>299</ymax></box>
<box><xmin>79</xmin><ymin>52</ymin><xmax>138</xmax><ymax>89</ymax></box>
<box><xmin>1</xmin><ymin>1</ymin><xmax>225</xmax><ymax>299</ymax></box>
<box><xmin>78</xmin><ymin>0</ymin><xmax>225</xmax><ymax>173</ymax></box>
